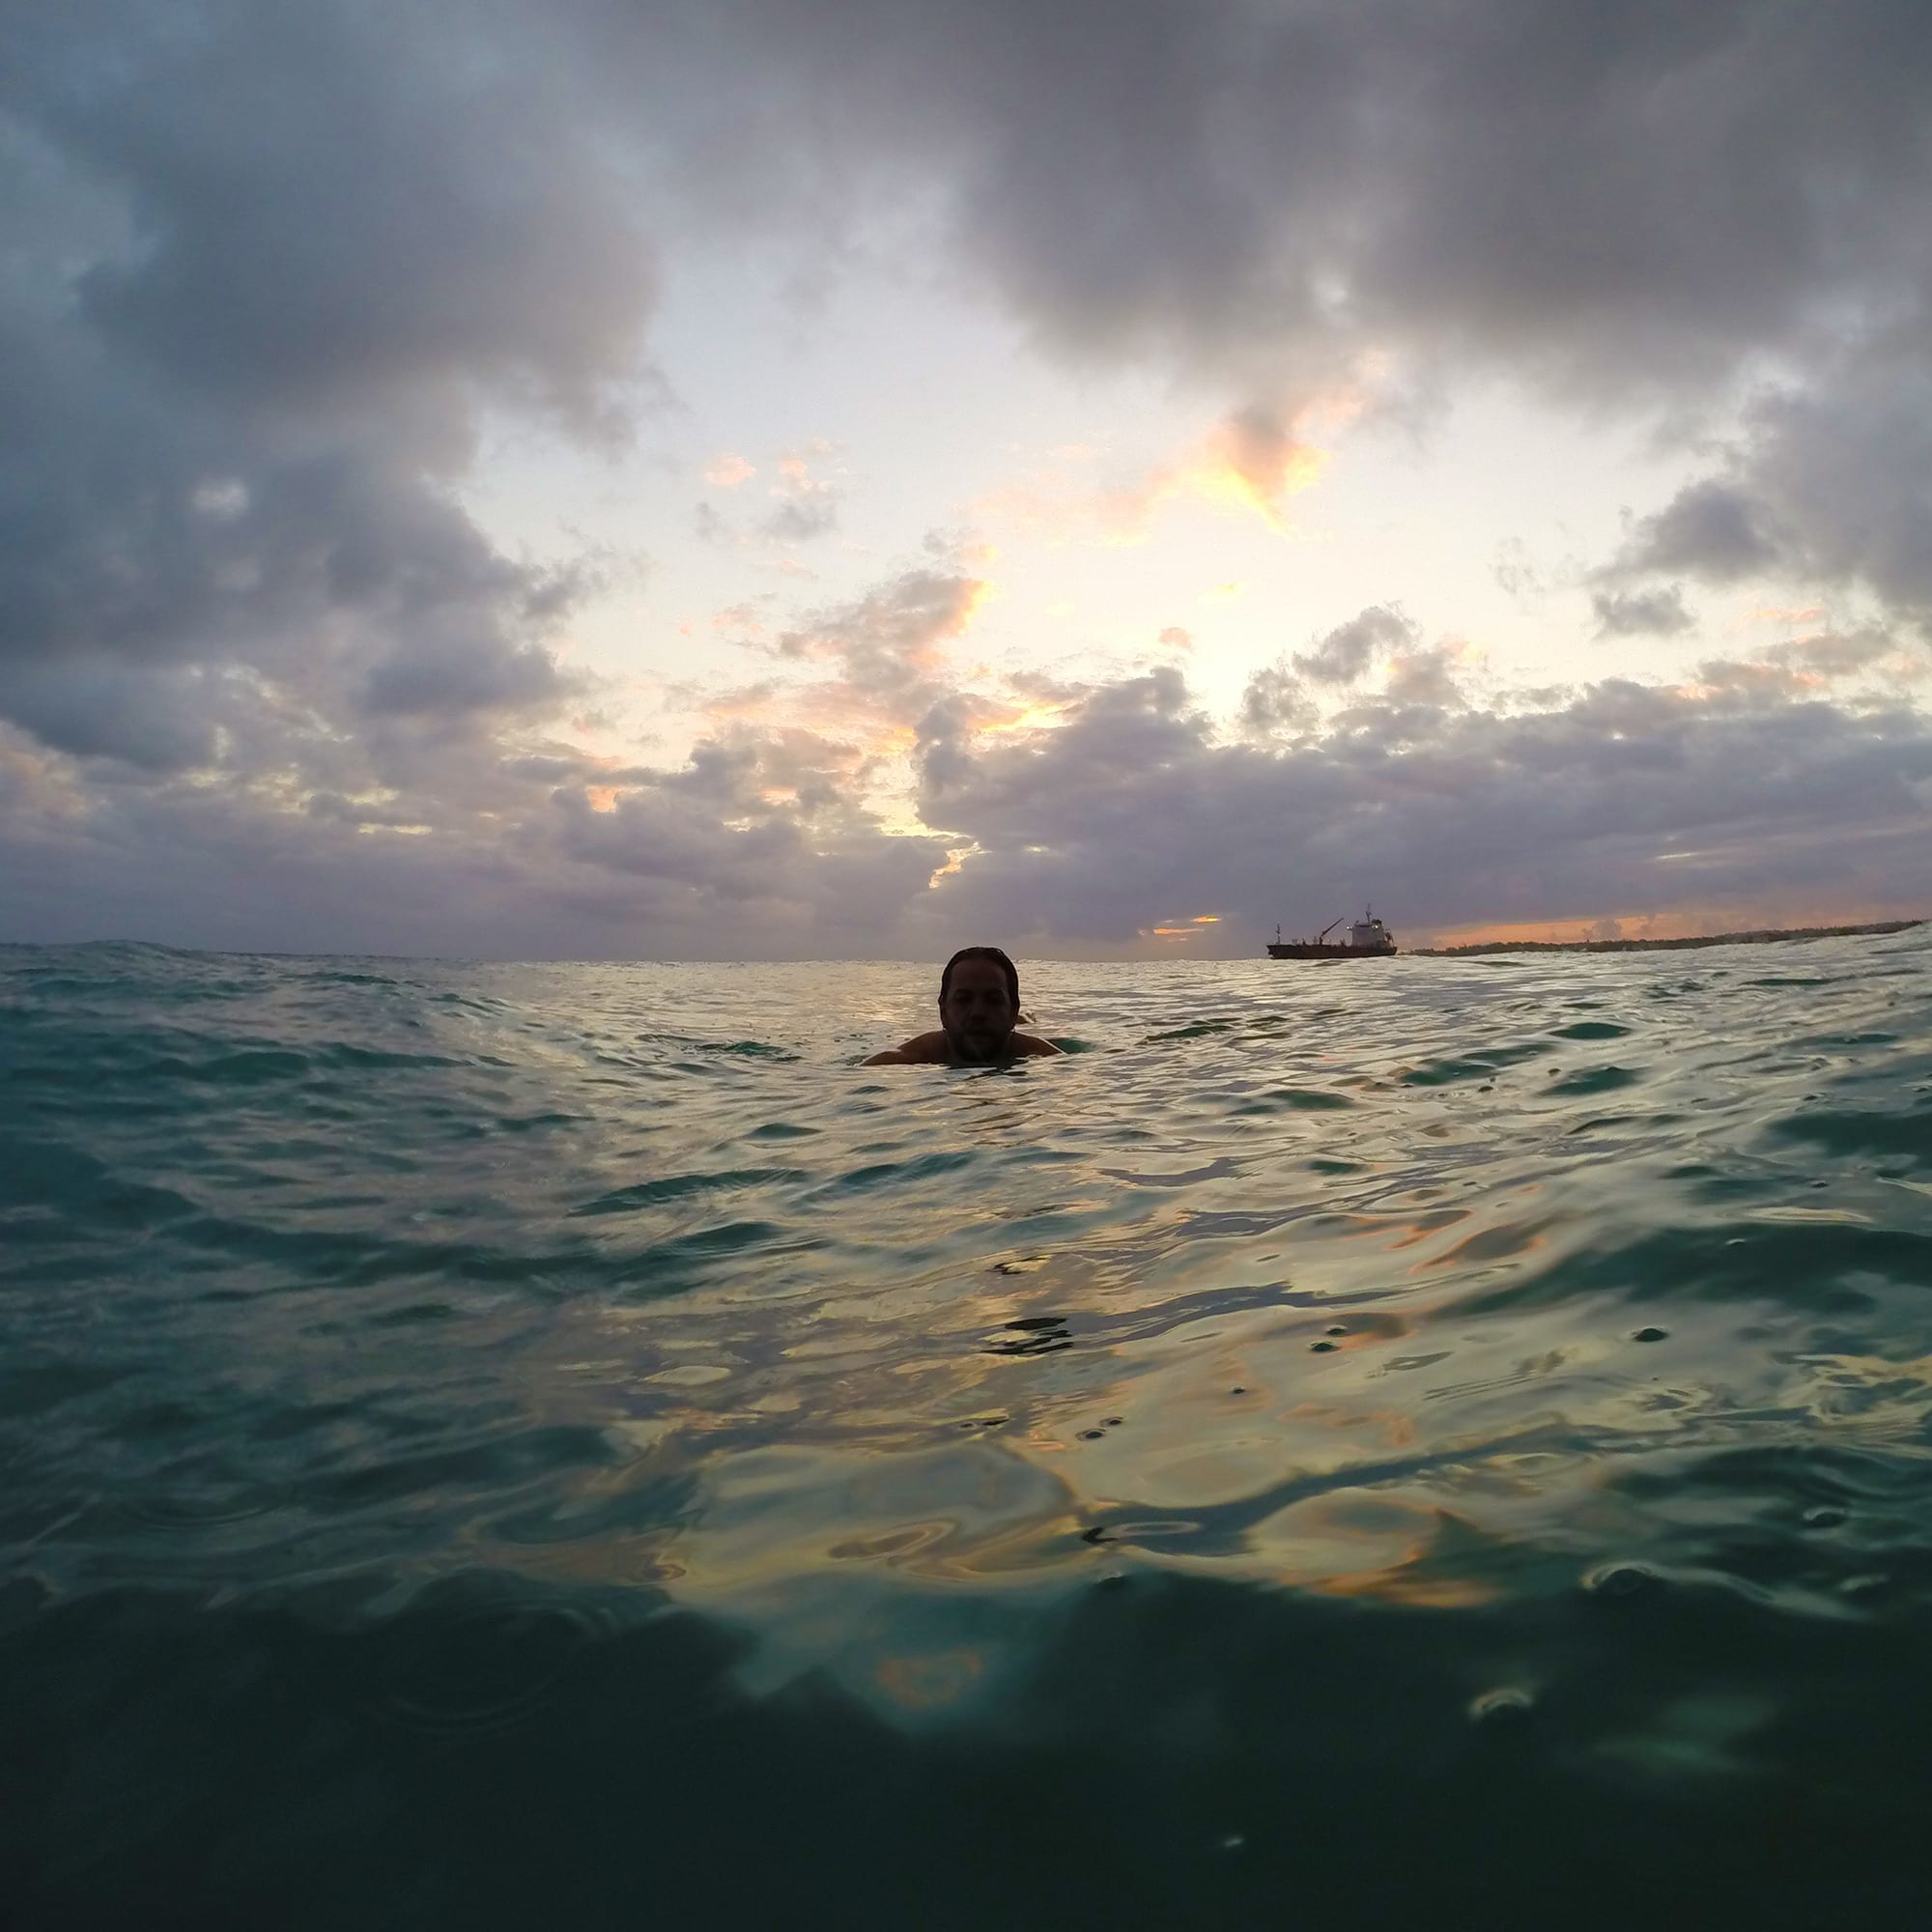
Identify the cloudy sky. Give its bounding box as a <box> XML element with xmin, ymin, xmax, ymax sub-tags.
<box><xmin>4</xmin><ymin>0</ymin><xmax>1931</xmax><ymax>959</ymax></box>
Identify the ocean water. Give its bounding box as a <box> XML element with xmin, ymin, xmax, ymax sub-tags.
<box><xmin>5</xmin><ymin>933</ymin><xmax>1932</xmax><ymax>1927</ymax></box>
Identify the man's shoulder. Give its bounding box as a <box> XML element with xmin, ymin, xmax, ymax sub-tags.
<box><xmin>864</xmin><ymin>1030</ymin><xmax>1065</xmax><ymax>1065</ymax></box>
<box><xmin>864</xmin><ymin>1031</ymin><xmax>952</xmax><ymax>1065</ymax></box>
<box><xmin>1012</xmin><ymin>1032</ymin><xmax>1065</xmax><ymax>1058</ymax></box>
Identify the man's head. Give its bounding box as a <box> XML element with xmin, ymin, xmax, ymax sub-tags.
<box><xmin>938</xmin><ymin>946</ymin><xmax>1021</xmax><ymax>1063</ymax></box>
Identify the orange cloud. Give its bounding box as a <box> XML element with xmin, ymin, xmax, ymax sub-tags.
<box><xmin>1188</xmin><ymin>405</ymin><xmax>1330</xmax><ymax>530</ymax></box>
<box><xmin>972</xmin><ymin>393</ymin><xmax>1350</xmax><ymax>550</ymax></box>
<box><xmin>927</xmin><ymin>844</ymin><xmax>974</xmax><ymax>888</ymax></box>
<box><xmin>976</xmin><ymin>696</ymin><xmax>1079</xmax><ymax>736</ymax></box>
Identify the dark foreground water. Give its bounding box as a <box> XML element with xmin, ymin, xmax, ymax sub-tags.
<box><xmin>6</xmin><ymin>935</ymin><xmax>1932</xmax><ymax>1927</ymax></box>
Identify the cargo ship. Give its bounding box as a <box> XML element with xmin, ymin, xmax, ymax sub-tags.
<box><xmin>1267</xmin><ymin>907</ymin><xmax>1397</xmax><ymax>959</ymax></box>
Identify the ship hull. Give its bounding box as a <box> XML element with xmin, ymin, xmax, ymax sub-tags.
<box><xmin>1266</xmin><ymin>942</ymin><xmax>1397</xmax><ymax>959</ymax></box>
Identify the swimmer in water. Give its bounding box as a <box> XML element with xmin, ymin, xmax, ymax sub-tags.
<box><xmin>865</xmin><ymin>946</ymin><xmax>1065</xmax><ymax>1065</ymax></box>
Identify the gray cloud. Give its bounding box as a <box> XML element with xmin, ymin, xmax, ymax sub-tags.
<box><xmin>1611</xmin><ymin>479</ymin><xmax>1783</xmax><ymax>583</ymax></box>
<box><xmin>761</xmin><ymin>494</ymin><xmax>840</xmax><ymax>543</ymax></box>
<box><xmin>1786</xmin><ymin>629</ymin><xmax>1897</xmax><ymax>680</ymax></box>
<box><xmin>632</xmin><ymin>0</ymin><xmax>1932</xmax><ymax>412</ymax></box>
<box><xmin>359</xmin><ymin>632</ymin><xmax>583</xmax><ymax>721</ymax></box>
<box><xmin>773</xmin><ymin>565</ymin><xmax>983</xmax><ymax>709</ymax></box>
<box><xmin>761</xmin><ymin>449</ymin><xmax>842</xmax><ymax>543</ymax></box>
<box><xmin>1217</xmin><ymin>406</ymin><xmax>1305</xmax><ymax>498</ymax></box>
<box><xmin>1723</xmin><ymin>367</ymin><xmax>1932</xmax><ymax>612</ymax></box>
<box><xmin>0</xmin><ymin>659</ymin><xmax>217</xmax><ymax>771</ymax></box>
<box><xmin>0</xmin><ymin>0</ymin><xmax>650</xmax><ymax>806</ymax></box>
<box><xmin>696</xmin><ymin>451</ymin><xmax>843</xmax><ymax>547</ymax></box>
<box><xmin>1238</xmin><ymin>664</ymin><xmax>1318</xmax><ymax>738</ymax></box>
<box><xmin>1593</xmin><ymin>366</ymin><xmax>1932</xmax><ymax>620</ymax></box>
<box><xmin>1592</xmin><ymin>584</ymin><xmax>1695</xmax><ymax>637</ymax></box>
<box><xmin>1384</xmin><ymin>645</ymin><xmax>1466</xmax><ymax>709</ymax></box>
<box><xmin>1689</xmin><ymin>656</ymin><xmax>1812</xmax><ymax>708</ymax></box>
<box><xmin>33</xmin><ymin>5</ymin><xmax>653</xmax><ymax>429</ymax></box>
<box><xmin>1293</xmin><ymin>606</ymin><xmax>1418</xmax><ymax>684</ymax></box>
<box><xmin>667</xmin><ymin>724</ymin><xmax>878</xmax><ymax>822</ymax></box>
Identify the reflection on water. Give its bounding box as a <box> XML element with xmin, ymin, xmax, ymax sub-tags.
<box><xmin>5</xmin><ymin>934</ymin><xmax>1932</xmax><ymax>1924</ymax></box>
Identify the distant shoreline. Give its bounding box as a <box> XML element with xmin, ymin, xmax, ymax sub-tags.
<box><xmin>1410</xmin><ymin>918</ymin><xmax>1924</xmax><ymax>957</ymax></box>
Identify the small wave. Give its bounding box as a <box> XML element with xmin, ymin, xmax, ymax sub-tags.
<box><xmin>809</xmin><ymin>1149</ymin><xmax>983</xmax><ymax>1198</ymax></box>
<box><xmin>1142</xmin><ymin>1017</ymin><xmax>1241</xmax><ymax>1041</ymax></box>
<box><xmin>1769</xmin><ymin>1105</ymin><xmax>1932</xmax><ymax>1170</ymax></box>
<box><xmin>1229</xmin><ymin>1087</ymin><xmax>1355</xmax><ymax>1115</ymax></box>
<box><xmin>572</xmin><ymin>1167</ymin><xmax>806</xmax><ymax>1214</ymax></box>
<box><xmin>636</xmin><ymin>1032</ymin><xmax>800</xmax><ymax>1060</ymax></box>
<box><xmin>1401</xmin><ymin>1041</ymin><xmax>1552</xmax><ymax>1085</ymax></box>
<box><xmin>314</xmin><ymin>1424</ymin><xmax>623</xmax><ymax>1512</ymax></box>
<box><xmin>363</xmin><ymin>1571</ymin><xmax>664</xmax><ymax>1736</ymax></box>
<box><xmin>1545</xmin><ymin>1064</ymin><xmax>1645</xmax><ymax>1095</ymax></box>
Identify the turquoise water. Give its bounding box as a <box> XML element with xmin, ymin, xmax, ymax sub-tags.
<box><xmin>6</xmin><ymin>934</ymin><xmax>1932</xmax><ymax>1925</ymax></box>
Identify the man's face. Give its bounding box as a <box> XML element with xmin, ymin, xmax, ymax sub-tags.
<box><xmin>939</xmin><ymin>958</ymin><xmax>1016</xmax><ymax>1062</ymax></box>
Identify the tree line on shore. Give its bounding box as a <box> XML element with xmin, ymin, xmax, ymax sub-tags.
<box><xmin>1411</xmin><ymin>918</ymin><xmax>1924</xmax><ymax>957</ymax></box>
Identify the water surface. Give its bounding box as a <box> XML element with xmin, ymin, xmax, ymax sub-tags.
<box><xmin>6</xmin><ymin>936</ymin><xmax>1932</xmax><ymax>1925</ymax></box>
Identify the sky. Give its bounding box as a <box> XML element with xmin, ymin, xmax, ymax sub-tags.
<box><xmin>3</xmin><ymin>0</ymin><xmax>1931</xmax><ymax>960</ymax></box>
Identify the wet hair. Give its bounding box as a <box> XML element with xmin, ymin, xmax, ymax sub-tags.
<box><xmin>939</xmin><ymin>945</ymin><xmax>1020</xmax><ymax>1015</ymax></box>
